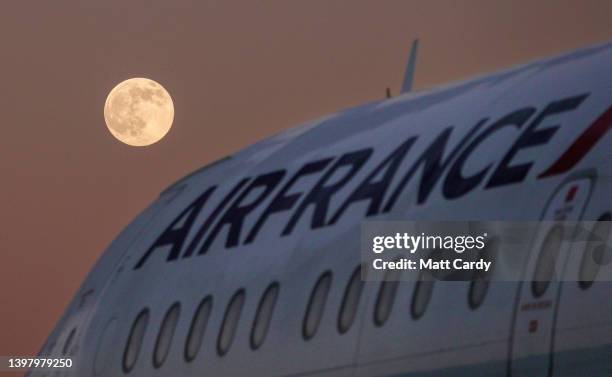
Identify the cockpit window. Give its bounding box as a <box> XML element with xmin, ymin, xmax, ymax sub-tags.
<box><xmin>153</xmin><ymin>302</ymin><xmax>181</xmax><ymax>368</ymax></box>
<box><xmin>303</xmin><ymin>271</ymin><xmax>332</xmax><ymax>340</ymax></box>
<box><xmin>185</xmin><ymin>296</ymin><xmax>213</xmax><ymax>362</ymax></box>
<box><xmin>217</xmin><ymin>289</ymin><xmax>246</xmax><ymax>356</ymax></box>
<box><xmin>250</xmin><ymin>283</ymin><xmax>279</xmax><ymax>350</ymax></box>
<box><xmin>123</xmin><ymin>308</ymin><xmax>149</xmax><ymax>373</ymax></box>
<box><xmin>338</xmin><ymin>265</ymin><xmax>365</xmax><ymax>334</ymax></box>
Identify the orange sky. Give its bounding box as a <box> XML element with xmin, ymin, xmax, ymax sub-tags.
<box><xmin>0</xmin><ymin>0</ymin><xmax>610</xmax><ymax>359</ymax></box>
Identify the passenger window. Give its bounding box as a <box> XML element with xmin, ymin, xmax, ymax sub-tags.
<box><xmin>374</xmin><ymin>267</ymin><xmax>401</xmax><ymax>326</ymax></box>
<box><xmin>531</xmin><ymin>225</ymin><xmax>563</xmax><ymax>298</ymax></box>
<box><xmin>217</xmin><ymin>290</ymin><xmax>246</xmax><ymax>356</ymax></box>
<box><xmin>411</xmin><ymin>271</ymin><xmax>434</xmax><ymax>319</ymax></box>
<box><xmin>123</xmin><ymin>308</ymin><xmax>149</xmax><ymax>373</ymax></box>
<box><xmin>184</xmin><ymin>296</ymin><xmax>213</xmax><ymax>362</ymax></box>
<box><xmin>338</xmin><ymin>265</ymin><xmax>365</xmax><ymax>334</ymax></box>
<box><xmin>303</xmin><ymin>272</ymin><xmax>332</xmax><ymax>340</ymax></box>
<box><xmin>579</xmin><ymin>213</ymin><xmax>612</xmax><ymax>290</ymax></box>
<box><xmin>250</xmin><ymin>283</ymin><xmax>280</xmax><ymax>350</ymax></box>
<box><xmin>468</xmin><ymin>237</ymin><xmax>498</xmax><ymax>310</ymax></box>
<box><xmin>153</xmin><ymin>303</ymin><xmax>181</xmax><ymax>368</ymax></box>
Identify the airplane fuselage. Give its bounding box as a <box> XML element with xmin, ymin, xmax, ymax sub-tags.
<box><xmin>27</xmin><ymin>41</ymin><xmax>612</xmax><ymax>377</ymax></box>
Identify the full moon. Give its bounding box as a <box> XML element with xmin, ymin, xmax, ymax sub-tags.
<box><xmin>104</xmin><ymin>78</ymin><xmax>174</xmax><ymax>146</ymax></box>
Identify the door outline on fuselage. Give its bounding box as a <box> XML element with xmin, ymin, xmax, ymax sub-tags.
<box><xmin>507</xmin><ymin>169</ymin><xmax>597</xmax><ymax>377</ymax></box>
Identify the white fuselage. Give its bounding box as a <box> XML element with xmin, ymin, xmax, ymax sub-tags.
<box><xmin>28</xmin><ymin>41</ymin><xmax>612</xmax><ymax>377</ymax></box>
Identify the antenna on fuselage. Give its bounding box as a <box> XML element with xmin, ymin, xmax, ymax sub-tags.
<box><xmin>401</xmin><ymin>39</ymin><xmax>419</xmax><ymax>93</ymax></box>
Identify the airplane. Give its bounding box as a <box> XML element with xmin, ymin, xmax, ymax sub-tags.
<box><xmin>26</xmin><ymin>39</ymin><xmax>611</xmax><ymax>377</ymax></box>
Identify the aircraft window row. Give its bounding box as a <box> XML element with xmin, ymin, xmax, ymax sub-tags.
<box><xmin>122</xmin><ymin>269</ymin><xmax>369</xmax><ymax>371</ymax></box>
<box><xmin>127</xmin><ymin>238</ymin><xmax>604</xmax><ymax>374</ymax></box>
<box><xmin>122</xmin><ymin>266</ymin><xmax>495</xmax><ymax>373</ymax></box>
<box><xmin>373</xmin><ymin>249</ymin><xmax>500</xmax><ymax>326</ymax></box>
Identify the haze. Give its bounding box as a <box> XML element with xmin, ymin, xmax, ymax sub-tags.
<box><xmin>1</xmin><ymin>0</ymin><xmax>611</xmax><ymax>360</ymax></box>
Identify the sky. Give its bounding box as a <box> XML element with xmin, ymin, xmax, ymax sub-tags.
<box><xmin>0</xmin><ymin>0</ymin><xmax>611</xmax><ymax>359</ymax></box>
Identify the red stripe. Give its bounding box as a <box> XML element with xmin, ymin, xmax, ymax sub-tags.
<box><xmin>565</xmin><ymin>185</ymin><xmax>578</xmax><ymax>202</ymax></box>
<box><xmin>539</xmin><ymin>105</ymin><xmax>612</xmax><ymax>177</ymax></box>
